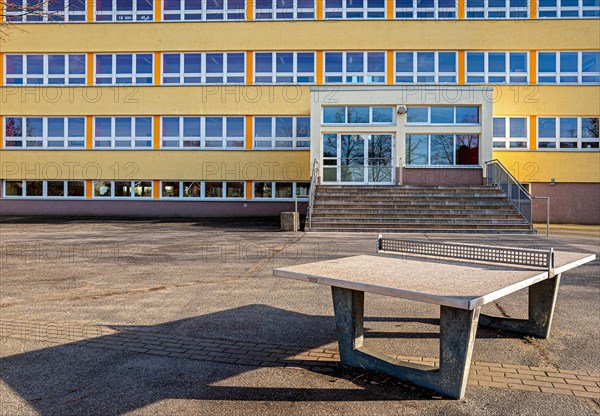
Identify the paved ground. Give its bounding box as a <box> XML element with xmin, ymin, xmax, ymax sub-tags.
<box><xmin>0</xmin><ymin>219</ymin><xmax>599</xmax><ymax>415</ymax></box>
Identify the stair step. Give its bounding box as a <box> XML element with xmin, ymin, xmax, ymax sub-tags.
<box><xmin>312</xmin><ymin>213</ymin><xmax>526</xmax><ymax>219</ymax></box>
<box><xmin>306</xmin><ymin>228</ymin><xmax>536</xmax><ymax>234</ymax></box>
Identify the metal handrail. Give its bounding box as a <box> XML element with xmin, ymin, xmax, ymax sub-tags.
<box><xmin>484</xmin><ymin>159</ymin><xmax>550</xmax><ymax>236</ymax></box>
<box><xmin>306</xmin><ymin>159</ymin><xmax>319</xmax><ymax>230</ymax></box>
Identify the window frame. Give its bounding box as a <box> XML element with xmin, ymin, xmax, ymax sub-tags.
<box><xmin>94</xmin><ymin>53</ymin><xmax>154</xmax><ymax>85</ymax></box>
<box><xmin>253</xmin><ymin>52</ymin><xmax>316</xmax><ymax>84</ymax></box>
<box><xmin>492</xmin><ymin>116</ymin><xmax>530</xmax><ymax>150</ymax></box>
<box><xmin>405</xmin><ymin>133</ymin><xmax>481</xmax><ymax>167</ymax></box>
<box><xmin>538</xmin><ymin>0</ymin><xmax>600</xmax><ymax>18</ymax></box>
<box><xmin>93</xmin><ymin>180</ymin><xmax>154</xmax><ymax>199</ymax></box>
<box><xmin>465</xmin><ymin>0</ymin><xmax>530</xmax><ymax>19</ymax></box>
<box><xmin>161</xmin><ymin>52</ymin><xmax>245</xmax><ymax>85</ymax></box>
<box><xmin>324</xmin><ymin>51</ymin><xmax>387</xmax><ymax>84</ymax></box>
<box><xmin>252</xmin><ymin>182</ymin><xmax>310</xmax><ymax>200</ymax></box>
<box><xmin>3</xmin><ymin>0</ymin><xmax>87</xmax><ymax>23</ymax></box>
<box><xmin>322</xmin><ymin>106</ymin><xmax>396</xmax><ymax>125</ymax></box>
<box><xmin>465</xmin><ymin>51</ymin><xmax>530</xmax><ymax>84</ymax></box>
<box><xmin>252</xmin><ymin>116</ymin><xmax>311</xmax><ymax>149</ymax></box>
<box><xmin>95</xmin><ymin>0</ymin><xmax>155</xmax><ymax>22</ymax></box>
<box><xmin>2</xmin><ymin>180</ymin><xmax>86</xmax><ymax>199</ymax></box>
<box><xmin>160</xmin><ymin>116</ymin><xmax>246</xmax><ymax>149</ymax></box>
<box><xmin>537</xmin><ymin>116</ymin><xmax>600</xmax><ymax>151</ymax></box>
<box><xmin>394</xmin><ymin>0</ymin><xmax>458</xmax><ymax>19</ymax></box>
<box><xmin>405</xmin><ymin>106</ymin><xmax>481</xmax><ymax>125</ymax></box>
<box><xmin>394</xmin><ymin>51</ymin><xmax>458</xmax><ymax>83</ymax></box>
<box><xmin>3</xmin><ymin>116</ymin><xmax>86</xmax><ymax>149</ymax></box>
<box><xmin>324</xmin><ymin>0</ymin><xmax>386</xmax><ymax>19</ymax></box>
<box><xmin>254</xmin><ymin>0</ymin><xmax>316</xmax><ymax>19</ymax></box>
<box><xmin>162</xmin><ymin>0</ymin><xmax>246</xmax><ymax>21</ymax></box>
<box><xmin>537</xmin><ymin>51</ymin><xmax>600</xmax><ymax>85</ymax></box>
<box><xmin>93</xmin><ymin>116</ymin><xmax>154</xmax><ymax>149</ymax></box>
<box><xmin>4</xmin><ymin>54</ymin><xmax>87</xmax><ymax>86</ymax></box>
<box><xmin>159</xmin><ymin>181</ymin><xmax>247</xmax><ymax>200</ymax></box>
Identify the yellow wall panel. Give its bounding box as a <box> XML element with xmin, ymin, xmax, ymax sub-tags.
<box><xmin>1</xmin><ymin>85</ymin><xmax>597</xmax><ymax>117</ymax></box>
<box><xmin>0</xmin><ymin>150</ymin><xmax>311</xmax><ymax>181</ymax></box>
<box><xmin>3</xmin><ymin>20</ymin><xmax>598</xmax><ymax>53</ymax></box>
<box><xmin>494</xmin><ymin>151</ymin><xmax>600</xmax><ymax>183</ymax></box>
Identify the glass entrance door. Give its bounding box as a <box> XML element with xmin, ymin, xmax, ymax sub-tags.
<box><xmin>323</xmin><ymin>134</ymin><xmax>394</xmax><ymax>184</ymax></box>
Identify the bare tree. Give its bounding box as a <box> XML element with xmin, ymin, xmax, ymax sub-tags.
<box><xmin>1</xmin><ymin>1</ymin><xmax>83</xmax><ymax>37</ymax></box>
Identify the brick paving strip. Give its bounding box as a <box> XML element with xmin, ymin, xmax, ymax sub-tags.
<box><xmin>1</xmin><ymin>320</ymin><xmax>599</xmax><ymax>399</ymax></box>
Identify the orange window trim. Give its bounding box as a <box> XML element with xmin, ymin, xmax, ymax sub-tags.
<box><xmin>246</xmin><ymin>181</ymin><xmax>253</xmax><ymax>200</ymax></box>
<box><xmin>0</xmin><ymin>53</ymin><xmax>4</xmax><ymax>86</ymax></box>
<box><xmin>529</xmin><ymin>115</ymin><xmax>537</xmax><ymax>151</ymax></box>
<box><xmin>530</xmin><ymin>50</ymin><xmax>537</xmax><ymax>84</ymax></box>
<box><xmin>85</xmin><ymin>115</ymin><xmax>93</xmax><ymax>149</ymax></box>
<box><xmin>316</xmin><ymin>0</ymin><xmax>324</xmax><ymax>20</ymax></box>
<box><xmin>386</xmin><ymin>1</ymin><xmax>394</xmax><ymax>19</ymax></box>
<box><xmin>316</xmin><ymin>51</ymin><xmax>323</xmax><ymax>85</ymax></box>
<box><xmin>153</xmin><ymin>180</ymin><xmax>161</xmax><ymax>199</ymax></box>
<box><xmin>153</xmin><ymin>115</ymin><xmax>161</xmax><ymax>149</ymax></box>
<box><xmin>85</xmin><ymin>180</ymin><xmax>93</xmax><ymax>198</ymax></box>
<box><xmin>530</xmin><ymin>0</ymin><xmax>538</xmax><ymax>18</ymax></box>
<box><xmin>155</xmin><ymin>0</ymin><xmax>162</xmax><ymax>22</ymax></box>
<box><xmin>0</xmin><ymin>116</ymin><xmax>3</xmax><ymax>149</ymax></box>
<box><xmin>457</xmin><ymin>51</ymin><xmax>466</xmax><ymax>85</ymax></box>
<box><xmin>86</xmin><ymin>53</ymin><xmax>94</xmax><ymax>86</ymax></box>
<box><xmin>247</xmin><ymin>0</ymin><xmax>254</xmax><ymax>20</ymax></box>
<box><xmin>154</xmin><ymin>52</ymin><xmax>161</xmax><ymax>85</ymax></box>
<box><xmin>86</xmin><ymin>0</ymin><xmax>93</xmax><ymax>22</ymax></box>
<box><xmin>245</xmin><ymin>115</ymin><xmax>253</xmax><ymax>150</ymax></box>
<box><xmin>386</xmin><ymin>51</ymin><xmax>394</xmax><ymax>85</ymax></box>
<box><xmin>246</xmin><ymin>51</ymin><xmax>253</xmax><ymax>84</ymax></box>
<box><xmin>458</xmin><ymin>0</ymin><xmax>465</xmax><ymax>19</ymax></box>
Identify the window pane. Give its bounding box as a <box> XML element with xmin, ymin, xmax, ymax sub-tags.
<box><xmin>407</xmin><ymin>107</ymin><xmax>428</xmax><ymax>123</ymax></box>
<box><xmin>183</xmin><ymin>117</ymin><xmax>201</xmax><ymax>136</ymax></box>
<box><xmin>582</xmin><ymin>52</ymin><xmax>600</xmax><ymax>73</ymax></box>
<box><xmin>510</xmin><ymin>118</ymin><xmax>527</xmax><ymax>138</ymax></box>
<box><xmin>276</xmin><ymin>117</ymin><xmax>293</xmax><ymax>137</ymax></box>
<box><xmin>348</xmin><ymin>107</ymin><xmax>369</xmax><ymax>123</ymax></box>
<box><xmin>296</xmin><ymin>117</ymin><xmax>310</xmax><ymax>137</ymax></box>
<box><xmin>276</xmin><ymin>53</ymin><xmax>294</xmax><ymax>73</ymax></box>
<box><xmin>136</xmin><ymin>117</ymin><xmax>152</xmax><ymax>137</ymax></box>
<box><xmin>48</xmin><ymin>55</ymin><xmax>65</xmax><ymax>74</ymax></box>
<box><xmin>560</xmin><ymin>52</ymin><xmax>578</xmax><ymax>73</ymax></box>
<box><xmin>254</xmin><ymin>182</ymin><xmax>272</xmax><ymax>198</ymax></box>
<box><xmin>488</xmin><ymin>53</ymin><xmax>506</xmax><ymax>73</ymax></box>
<box><xmin>430</xmin><ymin>134</ymin><xmax>454</xmax><ymax>165</ymax></box>
<box><xmin>456</xmin><ymin>107</ymin><xmax>479</xmax><ymax>124</ymax></box>
<box><xmin>255</xmin><ymin>118</ymin><xmax>272</xmax><ymax>137</ymax></box>
<box><xmin>325</xmin><ymin>53</ymin><xmax>343</xmax><ymax>72</ymax></box>
<box><xmin>68</xmin><ymin>118</ymin><xmax>85</xmax><ymax>137</ymax></box>
<box><xmin>416</xmin><ymin>52</ymin><xmax>435</xmax><ymax>73</ymax></box>
<box><xmin>227</xmin><ymin>53</ymin><xmax>245</xmax><ymax>73</ymax></box>
<box><xmin>406</xmin><ymin>134</ymin><xmax>429</xmax><ymax>165</ymax></box>
<box><xmin>346</xmin><ymin>53</ymin><xmax>364</xmax><ymax>72</ymax></box>
<box><xmin>95</xmin><ymin>118</ymin><xmax>112</xmax><ymax>137</ymax></box>
<box><xmin>581</xmin><ymin>117</ymin><xmax>599</xmax><ymax>138</ymax></box>
<box><xmin>205</xmin><ymin>117</ymin><xmax>223</xmax><ymax>137</ymax></box>
<box><xmin>5</xmin><ymin>181</ymin><xmax>23</xmax><ymax>196</ymax></box>
<box><xmin>275</xmin><ymin>183</ymin><xmax>293</xmax><ymax>198</ymax></box>
<box><xmin>26</xmin><ymin>181</ymin><xmax>43</xmax><ymax>197</ymax></box>
<box><xmin>538</xmin><ymin>118</ymin><xmax>556</xmax><ymax>138</ymax></box>
<box><xmin>438</xmin><ymin>52</ymin><xmax>456</xmax><ymax>73</ymax></box>
<box><xmin>26</xmin><ymin>118</ymin><xmax>43</xmax><ymax>137</ymax></box>
<box><xmin>323</xmin><ymin>106</ymin><xmax>346</xmax><ymax>123</ymax></box>
<box><xmin>456</xmin><ymin>135</ymin><xmax>479</xmax><ymax>165</ymax></box>
<box><xmin>297</xmin><ymin>53</ymin><xmax>315</xmax><ymax>73</ymax></box>
<box><xmin>467</xmin><ymin>52</ymin><xmax>485</xmax><ymax>73</ymax></box>
<box><xmin>227</xmin><ymin>117</ymin><xmax>244</xmax><ymax>137</ymax></box>
<box><xmin>538</xmin><ymin>52</ymin><xmax>556</xmax><ymax>73</ymax></box>
<box><xmin>430</xmin><ymin>107</ymin><xmax>454</xmax><ymax>124</ymax></box>
<box><xmin>493</xmin><ymin>118</ymin><xmax>506</xmax><ymax>137</ymax></box>
<box><xmin>396</xmin><ymin>52</ymin><xmax>413</xmax><ymax>73</ymax></box>
<box><xmin>510</xmin><ymin>53</ymin><xmax>527</xmax><ymax>73</ymax></box>
<box><xmin>47</xmin><ymin>181</ymin><xmax>65</xmax><ymax>197</ymax></box>
<box><xmin>115</xmin><ymin>118</ymin><xmax>132</xmax><ymax>137</ymax></box>
<box><xmin>48</xmin><ymin>118</ymin><xmax>65</xmax><ymax>137</ymax></box>
<box><xmin>226</xmin><ymin>182</ymin><xmax>244</xmax><ymax>198</ymax></box>
<box><xmin>372</xmin><ymin>107</ymin><xmax>394</xmax><ymax>123</ymax></box>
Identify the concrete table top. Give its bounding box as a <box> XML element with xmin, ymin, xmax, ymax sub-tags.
<box><xmin>274</xmin><ymin>252</ymin><xmax>595</xmax><ymax>310</ymax></box>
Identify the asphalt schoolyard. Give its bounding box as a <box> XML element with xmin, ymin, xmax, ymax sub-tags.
<box><xmin>0</xmin><ymin>219</ymin><xmax>598</xmax><ymax>415</ymax></box>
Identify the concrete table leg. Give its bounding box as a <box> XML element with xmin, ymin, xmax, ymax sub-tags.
<box><xmin>479</xmin><ymin>274</ymin><xmax>561</xmax><ymax>339</ymax></box>
<box><xmin>331</xmin><ymin>287</ymin><xmax>480</xmax><ymax>399</ymax></box>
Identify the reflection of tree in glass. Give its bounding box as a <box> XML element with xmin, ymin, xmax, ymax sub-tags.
<box><xmin>406</xmin><ymin>134</ymin><xmax>428</xmax><ymax>165</ymax></box>
<box><xmin>347</xmin><ymin>107</ymin><xmax>369</xmax><ymax>123</ymax></box>
<box><xmin>431</xmin><ymin>134</ymin><xmax>454</xmax><ymax>165</ymax></box>
<box><xmin>340</xmin><ymin>135</ymin><xmax>364</xmax><ymax>182</ymax></box>
<box><xmin>368</xmin><ymin>135</ymin><xmax>392</xmax><ymax>182</ymax></box>
<box><xmin>456</xmin><ymin>134</ymin><xmax>479</xmax><ymax>165</ymax></box>
<box><xmin>582</xmin><ymin>118</ymin><xmax>599</xmax><ymax>138</ymax></box>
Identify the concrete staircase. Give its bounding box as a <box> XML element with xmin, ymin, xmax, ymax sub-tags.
<box><xmin>306</xmin><ymin>185</ymin><xmax>535</xmax><ymax>234</ymax></box>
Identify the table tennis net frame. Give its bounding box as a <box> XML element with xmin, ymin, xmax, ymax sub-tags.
<box><xmin>377</xmin><ymin>236</ymin><xmax>554</xmax><ymax>270</ymax></box>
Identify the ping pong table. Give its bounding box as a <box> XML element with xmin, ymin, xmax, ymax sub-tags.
<box><xmin>273</xmin><ymin>238</ymin><xmax>596</xmax><ymax>399</ymax></box>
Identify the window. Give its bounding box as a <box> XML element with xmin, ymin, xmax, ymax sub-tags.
<box><xmin>4</xmin><ymin>117</ymin><xmax>85</xmax><ymax>149</ymax></box>
<box><xmin>254</xmin><ymin>52</ymin><xmax>315</xmax><ymax>83</ymax></box>
<box><xmin>161</xmin><ymin>116</ymin><xmax>245</xmax><ymax>149</ymax></box>
<box><xmin>3</xmin><ymin>180</ymin><xmax>85</xmax><ymax>198</ymax></box>
<box><xmin>395</xmin><ymin>52</ymin><xmax>457</xmax><ymax>83</ymax></box>
<box><xmin>322</xmin><ymin>106</ymin><xmax>395</xmax><ymax>124</ymax></box>
<box><xmin>95</xmin><ymin>0</ymin><xmax>154</xmax><ymax>21</ymax></box>
<box><xmin>466</xmin><ymin>0</ymin><xmax>529</xmax><ymax>18</ymax></box>
<box><xmin>95</xmin><ymin>54</ymin><xmax>153</xmax><ymax>85</ymax></box>
<box><xmin>254</xmin><ymin>0</ymin><xmax>315</xmax><ymax>19</ymax></box>
<box><xmin>94</xmin><ymin>117</ymin><xmax>153</xmax><ymax>149</ymax></box>
<box><xmin>162</xmin><ymin>52</ymin><xmax>245</xmax><ymax>84</ymax></box>
<box><xmin>537</xmin><ymin>117</ymin><xmax>599</xmax><ymax>150</ymax></box>
<box><xmin>406</xmin><ymin>134</ymin><xmax>480</xmax><ymax>166</ymax></box>
<box><xmin>538</xmin><ymin>51</ymin><xmax>600</xmax><ymax>84</ymax></box>
<box><xmin>253</xmin><ymin>116</ymin><xmax>311</xmax><ymax>149</ymax></box>
<box><xmin>324</xmin><ymin>0</ymin><xmax>386</xmax><ymax>18</ymax></box>
<box><xmin>538</xmin><ymin>0</ymin><xmax>600</xmax><ymax>18</ymax></box>
<box><xmin>493</xmin><ymin>117</ymin><xmax>528</xmax><ymax>149</ymax></box>
<box><xmin>406</xmin><ymin>106</ymin><xmax>480</xmax><ymax>124</ymax></box>
<box><xmin>324</xmin><ymin>52</ymin><xmax>386</xmax><ymax>84</ymax></box>
<box><xmin>395</xmin><ymin>0</ymin><xmax>457</xmax><ymax>19</ymax></box>
<box><xmin>93</xmin><ymin>181</ymin><xmax>153</xmax><ymax>198</ymax></box>
<box><xmin>4</xmin><ymin>54</ymin><xmax>86</xmax><ymax>85</ymax></box>
<box><xmin>466</xmin><ymin>52</ymin><xmax>528</xmax><ymax>84</ymax></box>
<box><xmin>163</xmin><ymin>0</ymin><xmax>246</xmax><ymax>21</ymax></box>
<box><xmin>4</xmin><ymin>1</ymin><xmax>86</xmax><ymax>22</ymax></box>
<box><xmin>253</xmin><ymin>182</ymin><xmax>309</xmax><ymax>199</ymax></box>
<box><xmin>160</xmin><ymin>181</ymin><xmax>246</xmax><ymax>199</ymax></box>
